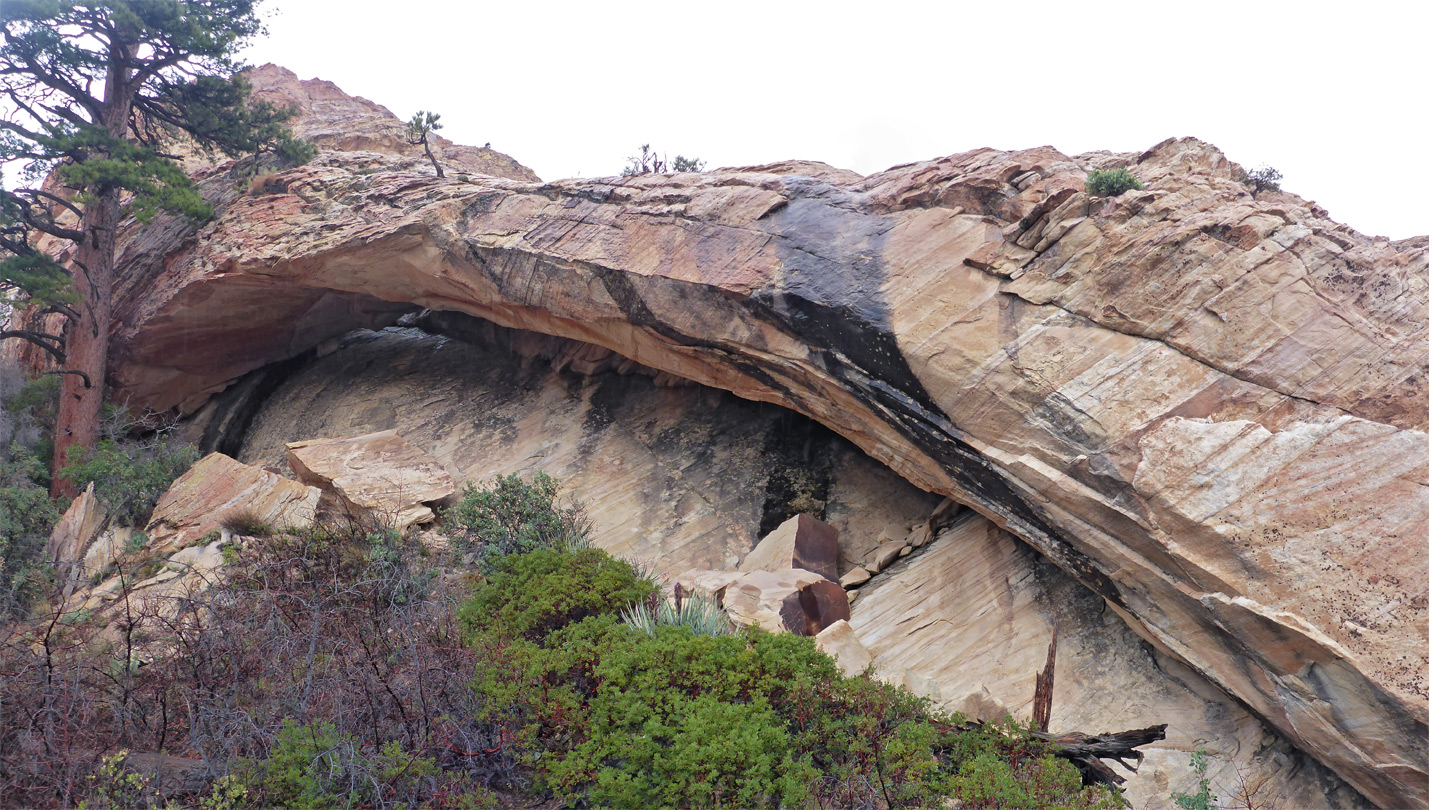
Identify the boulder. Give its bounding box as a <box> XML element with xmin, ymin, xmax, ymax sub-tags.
<box><xmin>865</xmin><ymin>539</ymin><xmax>906</xmax><ymax>574</ymax></box>
<box><xmin>839</xmin><ymin>566</ymin><xmax>871</xmax><ymax>588</ymax></box>
<box><xmin>815</xmin><ymin>620</ymin><xmax>873</xmax><ymax>677</ymax></box>
<box><xmin>905</xmin><ymin>522</ymin><xmax>935</xmax><ymax>549</ymax></box>
<box><xmin>286</xmin><ymin>430</ymin><xmax>455</xmax><ymax>531</ymax></box>
<box><xmin>929</xmin><ymin>497</ymin><xmax>961</xmax><ymax>530</ymax></box>
<box><xmin>737</xmin><ymin>513</ymin><xmax>839</xmax><ymax>581</ymax></box>
<box><xmin>47</xmin><ymin>483</ymin><xmax>106</xmax><ymax>586</ymax></box>
<box><xmin>676</xmin><ymin>567</ymin><xmax>850</xmax><ymax>636</ymax></box>
<box><xmin>146</xmin><ymin>453</ymin><xmax>321</xmax><ymax>552</ymax></box>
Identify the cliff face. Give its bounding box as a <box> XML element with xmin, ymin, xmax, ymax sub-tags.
<box><xmin>220</xmin><ymin>322</ymin><xmax>1365</xmax><ymax>809</ymax></box>
<box><xmin>23</xmin><ymin>66</ymin><xmax>1428</xmax><ymax>807</ymax></box>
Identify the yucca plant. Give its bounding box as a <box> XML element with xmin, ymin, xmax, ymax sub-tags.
<box><xmin>621</xmin><ymin>590</ymin><xmax>733</xmax><ymax>637</ymax></box>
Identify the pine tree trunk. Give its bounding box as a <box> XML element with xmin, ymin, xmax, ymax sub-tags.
<box><xmin>50</xmin><ymin>192</ymin><xmax>119</xmax><ymax>497</ymax></box>
<box><xmin>423</xmin><ymin>139</ymin><xmax>444</xmax><ymax>178</ymax></box>
<box><xmin>50</xmin><ymin>46</ymin><xmax>133</xmax><ymax>497</ymax></box>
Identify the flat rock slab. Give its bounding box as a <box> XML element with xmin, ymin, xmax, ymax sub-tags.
<box><xmin>147</xmin><ymin>453</ymin><xmax>321</xmax><ymax>552</ymax></box>
<box><xmin>737</xmin><ymin>513</ymin><xmax>839</xmax><ymax>581</ymax></box>
<box><xmin>286</xmin><ymin>430</ymin><xmax>455</xmax><ymax>531</ymax></box>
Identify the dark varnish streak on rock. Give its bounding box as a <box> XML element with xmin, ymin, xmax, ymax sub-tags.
<box><xmin>756</xmin><ymin>410</ymin><xmax>837</xmax><ymax>538</ymax></box>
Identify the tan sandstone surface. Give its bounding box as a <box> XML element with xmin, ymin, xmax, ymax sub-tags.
<box><xmin>14</xmin><ymin>64</ymin><xmax>1427</xmax><ymax>806</ymax></box>
<box><xmin>228</xmin><ymin>321</ymin><xmax>1365</xmax><ymax>808</ymax></box>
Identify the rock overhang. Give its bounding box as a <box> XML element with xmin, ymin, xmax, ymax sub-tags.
<box><xmin>12</xmin><ymin>66</ymin><xmax>1427</xmax><ymax>807</ymax></box>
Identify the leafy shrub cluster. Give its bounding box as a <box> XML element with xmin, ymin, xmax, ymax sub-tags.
<box><xmin>0</xmin><ymin>367</ymin><xmax>60</xmax><ymax>616</ymax></box>
<box><xmin>443</xmin><ymin>471</ymin><xmax>590</xmax><ymax>571</ymax></box>
<box><xmin>456</xmin><ymin>510</ymin><xmax>1124</xmax><ymax>809</ymax></box>
<box><xmin>0</xmin><ymin>510</ymin><xmax>489</xmax><ymax>809</ymax></box>
<box><xmin>1085</xmin><ymin>168</ymin><xmax>1144</xmax><ymax>197</ymax></box>
<box><xmin>1172</xmin><ymin>749</ymin><xmax>1217</xmax><ymax>810</ymax></box>
<box><xmin>621</xmin><ymin>143</ymin><xmax>705</xmax><ymax>175</ymax></box>
<box><xmin>1</xmin><ymin>473</ymin><xmax>1127</xmax><ymax>809</ymax></box>
<box><xmin>1241</xmin><ymin>165</ymin><xmax>1282</xmax><ymax>198</ymax></box>
<box><xmin>58</xmin><ymin>408</ymin><xmax>199</xmax><ymax>526</ymax></box>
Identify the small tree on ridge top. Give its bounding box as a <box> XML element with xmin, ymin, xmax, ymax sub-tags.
<box><xmin>622</xmin><ymin>143</ymin><xmax>705</xmax><ymax>176</ymax></box>
<box><xmin>406</xmin><ymin>110</ymin><xmax>444</xmax><ymax>178</ymax></box>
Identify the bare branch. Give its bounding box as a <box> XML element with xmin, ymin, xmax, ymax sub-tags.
<box><xmin>15</xmin><ymin>187</ymin><xmax>84</xmax><ymax>219</ymax></box>
<box><xmin>42</xmin><ymin>368</ymin><xmax>91</xmax><ymax>388</ymax></box>
<box><xmin>15</xmin><ymin>206</ymin><xmax>85</xmax><ymax>242</ymax></box>
<box><xmin>0</xmin><ymin>329</ymin><xmax>66</xmax><ymax>362</ymax></box>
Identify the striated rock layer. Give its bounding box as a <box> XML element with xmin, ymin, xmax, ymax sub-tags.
<box><xmin>24</xmin><ymin>64</ymin><xmax>1429</xmax><ymax>805</ymax></box>
<box><xmin>232</xmin><ymin>322</ymin><xmax>1367</xmax><ymax>809</ymax></box>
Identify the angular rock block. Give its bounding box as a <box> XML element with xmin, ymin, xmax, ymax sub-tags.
<box><xmin>815</xmin><ymin>620</ymin><xmax>873</xmax><ymax>677</ymax></box>
<box><xmin>147</xmin><ymin>453</ymin><xmax>321</xmax><ymax>552</ymax></box>
<box><xmin>676</xmin><ymin>567</ymin><xmax>850</xmax><ymax>636</ymax></box>
<box><xmin>286</xmin><ymin>430</ymin><xmax>455</xmax><ymax>531</ymax></box>
<box><xmin>48</xmin><ymin>482</ymin><xmax>105</xmax><ymax>567</ymax></box>
<box><xmin>865</xmin><ymin>538</ymin><xmax>906</xmax><ymax>574</ymax></box>
<box><xmin>737</xmin><ymin>513</ymin><xmax>839</xmax><ymax>581</ymax></box>
<box><xmin>839</xmin><ymin>566</ymin><xmax>871</xmax><ymax>588</ymax></box>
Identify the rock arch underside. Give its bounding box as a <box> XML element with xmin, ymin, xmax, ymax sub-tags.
<box><xmin>17</xmin><ymin>66</ymin><xmax>1429</xmax><ymax>808</ymax></box>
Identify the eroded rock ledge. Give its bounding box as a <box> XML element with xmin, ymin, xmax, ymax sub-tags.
<box><xmin>20</xmin><ymin>71</ymin><xmax>1429</xmax><ymax>804</ymax></box>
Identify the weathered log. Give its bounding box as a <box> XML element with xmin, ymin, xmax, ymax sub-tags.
<box><xmin>1034</xmin><ymin>724</ymin><xmax>1169</xmax><ymax>787</ymax></box>
<box><xmin>1031</xmin><ymin>628</ymin><xmax>1058</xmax><ymax>732</ymax></box>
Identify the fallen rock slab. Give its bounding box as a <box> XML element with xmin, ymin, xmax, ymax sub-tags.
<box><xmin>815</xmin><ymin>619</ymin><xmax>873</xmax><ymax>677</ymax></box>
<box><xmin>839</xmin><ymin>566</ymin><xmax>871</xmax><ymax>588</ymax></box>
<box><xmin>286</xmin><ymin>430</ymin><xmax>455</xmax><ymax>531</ymax></box>
<box><xmin>147</xmin><ymin>453</ymin><xmax>321</xmax><ymax>552</ymax></box>
<box><xmin>737</xmin><ymin>513</ymin><xmax>839</xmax><ymax>581</ymax></box>
<box><xmin>47</xmin><ymin>483</ymin><xmax>106</xmax><ymax>590</ymax></box>
<box><xmin>865</xmin><ymin>539</ymin><xmax>906</xmax><ymax>574</ymax></box>
<box><xmin>677</xmin><ymin>567</ymin><xmax>850</xmax><ymax>636</ymax></box>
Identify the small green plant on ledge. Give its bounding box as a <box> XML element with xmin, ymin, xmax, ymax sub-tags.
<box><xmin>1086</xmin><ymin>168</ymin><xmax>1144</xmax><ymax>197</ymax></box>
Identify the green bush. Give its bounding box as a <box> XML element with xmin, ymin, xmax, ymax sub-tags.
<box><xmin>0</xmin><ymin>369</ymin><xmax>60</xmax><ymax>616</ymax></box>
<box><xmin>459</xmin><ymin>545</ymin><xmax>656</xmax><ymax>642</ymax></box>
<box><xmin>1085</xmin><ymin>168</ymin><xmax>1144</xmax><ymax>197</ymax></box>
<box><xmin>1242</xmin><ymin>165</ymin><xmax>1282</xmax><ymax>198</ymax></box>
<box><xmin>60</xmin><ymin>427</ymin><xmax>199</xmax><ymax>526</ymax></box>
<box><xmin>456</xmin><ymin>537</ymin><xmax>1130</xmax><ymax>809</ymax></box>
<box><xmin>950</xmin><ymin>751</ymin><xmax>1122</xmax><ymax>809</ymax></box>
<box><xmin>232</xmin><ymin>719</ymin><xmax>438</xmax><ymax>810</ymax></box>
<box><xmin>443</xmin><ymin>472</ymin><xmax>590</xmax><ymax>571</ymax></box>
<box><xmin>78</xmin><ymin>751</ymin><xmax>153</xmax><ymax>810</ymax></box>
<box><xmin>1171</xmin><ymin>749</ymin><xmax>1218</xmax><ymax>810</ymax></box>
<box><xmin>0</xmin><ymin>465</ymin><xmax>58</xmax><ymax>615</ymax></box>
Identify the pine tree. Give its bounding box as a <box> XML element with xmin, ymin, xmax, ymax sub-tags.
<box><xmin>405</xmin><ymin>109</ymin><xmax>443</xmax><ymax>178</ymax></box>
<box><xmin>0</xmin><ymin>0</ymin><xmax>310</xmax><ymax>494</ymax></box>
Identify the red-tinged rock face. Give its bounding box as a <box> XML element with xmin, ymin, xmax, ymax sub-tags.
<box><xmin>25</xmin><ymin>64</ymin><xmax>1429</xmax><ymax>806</ymax></box>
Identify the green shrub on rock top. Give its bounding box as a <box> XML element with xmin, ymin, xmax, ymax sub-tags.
<box><xmin>1242</xmin><ymin>165</ymin><xmax>1283</xmax><ymax>198</ymax></box>
<box><xmin>1085</xmin><ymin>167</ymin><xmax>1144</xmax><ymax>197</ymax></box>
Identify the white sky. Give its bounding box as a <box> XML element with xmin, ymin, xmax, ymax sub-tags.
<box><xmin>243</xmin><ymin>0</ymin><xmax>1426</xmax><ymax>239</ymax></box>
